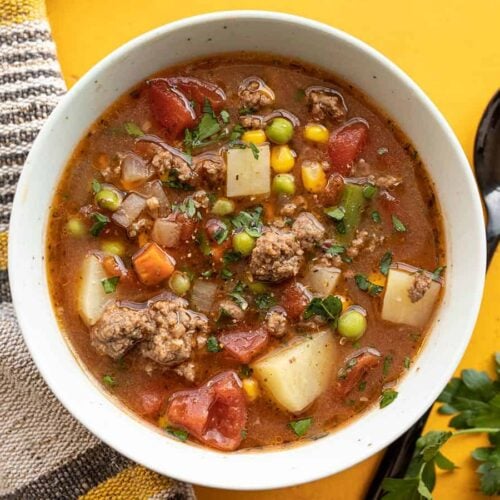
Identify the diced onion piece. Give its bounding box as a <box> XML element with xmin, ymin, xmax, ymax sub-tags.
<box><xmin>382</xmin><ymin>265</ymin><xmax>441</xmax><ymax>328</ymax></box>
<box><xmin>133</xmin><ymin>180</ymin><xmax>169</xmax><ymax>218</ymax></box>
<box><xmin>121</xmin><ymin>153</ymin><xmax>151</xmax><ymax>188</ymax></box>
<box><xmin>151</xmin><ymin>218</ymin><xmax>181</xmax><ymax>248</ymax></box>
<box><xmin>191</xmin><ymin>280</ymin><xmax>218</xmax><ymax>312</ymax></box>
<box><xmin>78</xmin><ymin>254</ymin><xmax>113</xmax><ymax>326</ymax></box>
<box><xmin>251</xmin><ymin>330</ymin><xmax>335</xmax><ymax>414</ymax></box>
<box><xmin>112</xmin><ymin>193</ymin><xmax>147</xmax><ymax>228</ymax></box>
<box><xmin>305</xmin><ymin>265</ymin><xmax>341</xmax><ymax>296</ymax></box>
<box><xmin>226</xmin><ymin>144</ymin><xmax>270</xmax><ymax>197</ymax></box>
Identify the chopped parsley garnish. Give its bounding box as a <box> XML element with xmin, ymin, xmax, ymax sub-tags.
<box><xmin>229</xmin><ymin>124</ymin><xmax>244</xmax><ymax>142</ymax></box>
<box><xmin>166</xmin><ymin>426</ymin><xmax>189</xmax><ymax>442</ymax></box>
<box><xmin>89</xmin><ymin>213</ymin><xmax>109</xmax><ymax>236</ymax></box>
<box><xmin>383</xmin><ymin>355</ymin><xmax>393</xmax><ymax>376</ymax></box>
<box><xmin>102</xmin><ymin>374</ymin><xmax>116</xmax><ymax>387</ymax></box>
<box><xmin>123</xmin><ymin>121</ymin><xmax>144</xmax><ymax>137</ymax></box>
<box><xmin>223</xmin><ymin>250</ymin><xmax>242</xmax><ymax>264</ymax></box>
<box><xmin>380</xmin><ymin>389</ymin><xmax>398</xmax><ymax>408</ymax></box>
<box><xmin>326</xmin><ymin>244</ymin><xmax>346</xmax><ymax>256</ymax></box>
<box><xmin>249</xmin><ymin>142</ymin><xmax>260</xmax><ymax>160</ymax></box>
<box><xmin>228</xmin><ymin>282</ymin><xmax>248</xmax><ymax>310</ymax></box>
<box><xmin>324</xmin><ymin>206</ymin><xmax>345</xmax><ymax>221</ymax></box>
<box><xmin>196</xmin><ymin>231</ymin><xmax>211</xmax><ymax>256</ymax></box>
<box><xmin>201</xmin><ymin>269</ymin><xmax>214</xmax><ymax>278</ymax></box>
<box><xmin>101</xmin><ymin>276</ymin><xmax>119</xmax><ymax>294</ymax></box>
<box><xmin>377</xmin><ymin>146</ymin><xmax>389</xmax><ymax>156</ymax></box>
<box><xmin>335</xmin><ymin>219</ymin><xmax>347</xmax><ymax>234</ymax></box>
<box><xmin>220</xmin><ymin>268</ymin><xmax>233</xmax><ymax>280</ymax></box>
<box><xmin>358</xmin><ymin>381</ymin><xmax>367</xmax><ymax>392</ymax></box>
<box><xmin>173</xmin><ymin>197</ymin><xmax>198</xmax><ymax>218</ymax></box>
<box><xmin>404</xmin><ymin>356</ymin><xmax>411</xmax><ymax>369</ymax></box>
<box><xmin>432</xmin><ymin>265</ymin><xmax>446</xmax><ymax>280</ymax></box>
<box><xmin>92</xmin><ymin>179</ymin><xmax>102</xmax><ymax>194</ymax></box>
<box><xmin>213</xmin><ymin>222</ymin><xmax>229</xmax><ymax>244</ymax></box>
<box><xmin>239</xmin><ymin>365</ymin><xmax>253</xmax><ymax>378</ymax></box>
<box><xmin>295</xmin><ymin>88</ymin><xmax>306</xmax><ymax>101</ymax></box>
<box><xmin>382</xmin><ymin>353</ymin><xmax>500</xmax><ymax>498</ymax></box>
<box><xmin>231</xmin><ymin>206</ymin><xmax>263</xmax><ymax>238</ymax></box>
<box><xmin>362</xmin><ymin>184</ymin><xmax>377</xmax><ymax>199</ymax></box>
<box><xmin>304</xmin><ymin>295</ymin><xmax>343</xmax><ymax>326</ymax></box>
<box><xmin>392</xmin><ymin>214</ymin><xmax>407</xmax><ymax>232</ymax></box>
<box><xmin>254</xmin><ymin>292</ymin><xmax>277</xmax><ymax>310</ymax></box>
<box><xmin>371</xmin><ymin>210</ymin><xmax>382</xmax><ymax>223</ymax></box>
<box><xmin>183</xmin><ymin>99</ymin><xmax>226</xmax><ymax>152</ymax></box>
<box><xmin>239</xmin><ymin>106</ymin><xmax>257</xmax><ymax>115</ymax></box>
<box><xmin>220</xmin><ymin>109</ymin><xmax>230</xmax><ymax>123</ymax></box>
<box><xmin>163</xmin><ymin>169</ymin><xmax>194</xmax><ymax>191</ymax></box>
<box><xmin>206</xmin><ymin>336</ymin><xmax>222</xmax><ymax>353</ymax></box>
<box><xmin>355</xmin><ymin>274</ymin><xmax>384</xmax><ymax>296</ymax></box>
<box><xmin>380</xmin><ymin>251</ymin><xmax>393</xmax><ymax>276</ymax></box>
<box><xmin>289</xmin><ymin>417</ymin><xmax>313</xmax><ymax>437</ymax></box>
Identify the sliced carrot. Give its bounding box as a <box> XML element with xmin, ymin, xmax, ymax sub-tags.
<box><xmin>211</xmin><ymin>240</ymin><xmax>232</xmax><ymax>264</ymax></box>
<box><xmin>137</xmin><ymin>232</ymin><xmax>149</xmax><ymax>248</ymax></box>
<box><xmin>102</xmin><ymin>255</ymin><xmax>122</xmax><ymax>277</ymax></box>
<box><xmin>132</xmin><ymin>242</ymin><xmax>175</xmax><ymax>286</ymax></box>
<box><xmin>262</xmin><ymin>201</ymin><xmax>275</xmax><ymax>221</ymax></box>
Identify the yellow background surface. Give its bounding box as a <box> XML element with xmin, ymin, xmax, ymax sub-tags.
<box><xmin>46</xmin><ymin>1</ymin><xmax>500</xmax><ymax>498</ymax></box>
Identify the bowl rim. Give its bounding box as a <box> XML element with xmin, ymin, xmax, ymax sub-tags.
<box><xmin>8</xmin><ymin>10</ymin><xmax>486</xmax><ymax>490</ymax></box>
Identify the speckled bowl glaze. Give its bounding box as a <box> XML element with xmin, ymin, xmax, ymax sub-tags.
<box><xmin>9</xmin><ymin>11</ymin><xmax>485</xmax><ymax>490</ymax></box>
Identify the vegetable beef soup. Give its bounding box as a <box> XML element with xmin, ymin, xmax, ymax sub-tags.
<box><xmin>47</xmin><ymin>54</ymin><xmax>445</xmax><ymax>451</ymax></box>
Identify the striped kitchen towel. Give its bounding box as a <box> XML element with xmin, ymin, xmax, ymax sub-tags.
<box><xmin>0</xmin><ymin>1</ymin><xmax>195</xmax><ymax>498</ymax></box>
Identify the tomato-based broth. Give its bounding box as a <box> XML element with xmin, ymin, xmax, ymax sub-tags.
<box><xmin>47</xmin><ymin>54</ymin><xmax>445</xmax><ymax>451</ymax></box>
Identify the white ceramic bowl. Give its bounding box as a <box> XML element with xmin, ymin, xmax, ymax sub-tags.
<box><xmin>9</xmin><ymin>11</ymin><xmax>485</xmax><ymax>490</ymax></box>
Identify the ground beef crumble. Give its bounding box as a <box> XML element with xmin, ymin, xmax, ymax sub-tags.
<box><xmin>408</xmin><ymin>272</ymin><xmax>432</xmax><ymax>303</ymax></box>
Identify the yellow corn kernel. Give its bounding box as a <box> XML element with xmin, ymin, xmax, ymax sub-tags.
<box><xmin>301</xmin><ymin>161</ymin><xmax>327</xmax><ymax>192</ymax></box>
<box><xmin>101</xmin><ymin>240</ymin><xmax>126</xmax><ymax>256</ymax></box>
<box><xmin>241</xmin><ymin>129</ymin><xmax>267</xmax><ymax>145</ymax></box>
<box><xmin>304</xmin><ymin>123</ymin><xmax>329</xmax><ymax>144</ymax></box>
<box><xmin>157</xmin><ymin>415</ymin><xmax>169</xmax><ymax>429</ymax></box>
<box><xmin>270</xmin><ymin>144</ymin><xmax>296</xmax><ymax>173</ymax></box>
<box><xmin>339</xmin><ymin>295</ymin><xmax>353</xmax><ymax>311</ymax></box>
<box><xmin>368</xmin><ymin>272</ymin><xmax>387</xmax><ymax>287</ymax></box>
<box><xmin>242</xmin><ymin>377</ymin><xmax>260</xmax><ymax>402</ymax></box>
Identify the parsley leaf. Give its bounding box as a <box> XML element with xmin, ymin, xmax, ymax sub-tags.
<box><xmin>102</xmin><ymin>374</ymin><xmax>116</xmax><ymax>387</ymax></box>
<box><xmin>392</xmin><ymin>214</ymin><xmax>407</xmax><ymax>232</ymax></box>
<box><xmin>380</xmin><ymin>389</ymin><xmax>398</xmax><ymax>408</ymax></box>
<box><xmin>166</xmin><ymin>426</ymin><xmax>189</xmax><ymax>442</ymax></box>
<box><xmin>289</xmin><ymin>417</ymin><xmax>313</xmax><ymax>437</ymax></box>
<box><xmin>206</xmin><ymin>336</ymin><xmax>222</xmax><ymax>353</ymax></box>
<box><xmin>101</xmin><ymin>276</ymin><xmax>119</xmax><ymax>294</ymax></box>
<box><xmin>183</xmin><ymin>99</ymin><xmax>226</xmax><ymax>152</ymax></box>
<box><xmin>324</xmin><ymin>206</ymin><xmax>345</xmax><ymax>221</ymax></box>
<box><xmin>254</xmin><ymin>292</ymin><xmax>277</xmax><ymax>310</ymax></box>
<box><xmin>326</xmin><ymin>244</ymin><xmax>346</xmax><ymax>256</ymax></box>
<box><xmin>163</xmin><ymin>169</ymin><xmax>194</xmax><ymax>191</ymax></box>
<box><xmin>231</xmin><ymin>206</ymin><xmax>263</xmax><ymax>237</ymax></box>
<box><xmin>371</xmin><ymin>210</ymin><xmax>382</xmax><ymax>223</ymax></box>
<box><xmin>90</xmin><ymin>213</ymin><xmax>109</xmax><ymax>236</ymax></box>
<box><xmin>355</xmin><ymin>274</ymin><xmax>384</xmax><ymax>296</ymax></box>
<box><xmin>432</xmin><ymin>265</ymin><xmax>446</xmax><ymax>280</ymax></box>
<box><xmin>223</xmin><ymin>250</ymin><xmax>242</xmax><ymax>264</ymax></box>
<box><xmin>362</xmin><ymin>184</ymin><xmax>378</xmax><ymax>199</ymax></box>
<box><xmin>220</xmin><ymin>110</ymin><xmax>230</xmax><ymax>123</ymax></box>
<box><xmin>92</xmin><ymin>179</ymin><xmax>102</xmax><ymax>194</ymax></box>
<box><xmin>213</xmin><ymin>222</ymin><xmax>229</xmax><ymax>244</ymax></box>
<box><xmin>228</xmin><ymin>282</ymin><xmax>248</xmax><ymax>310</ymax></box>
<box><xmin>249</xmin><ymin>142</ymin><xmax>260</xmax><ymax>159</ymax></box>
<box><xmin>304</xmin><ymin>296</ymin><xmax>342</xmax><ymax>326</ymax></box>
<box><xmin>172</xmin><ymin>197</ymin><xmax>198</xmax><ymax>218</ymax></box>
<box><xmin>380</xmin><ymin>251</ymin><xmax>393</xmax><ymax>276</ymax></box>
<box><xmin>123</xmin><ymin>122</ymin><xmax>144</xmax><ymax>137</ymax></box>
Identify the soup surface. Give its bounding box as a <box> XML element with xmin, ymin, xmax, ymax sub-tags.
<box><xmin>47</xmin><ymin>54</ymin><xmax>445</xmax><ymax>451</ymax></box>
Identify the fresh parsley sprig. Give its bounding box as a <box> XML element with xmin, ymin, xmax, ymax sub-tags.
<box><xmin>382</xmin><ymin>353</ymin><xmax>500</xmax><ymax>498</ymax></box>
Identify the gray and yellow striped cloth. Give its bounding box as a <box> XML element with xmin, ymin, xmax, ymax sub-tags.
<box><xmin>0</xmin><ymin>1</ymin><xmax>195</xmax><ymax>498</ymax></box>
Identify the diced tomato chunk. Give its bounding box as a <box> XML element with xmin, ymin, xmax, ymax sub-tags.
<box><xmin>328</xmin><ymin>119</ymin><xmax>369</xmax><ymax>176</ymax></box>
<box><xmin>166</xmin><ymin>371</ymin><xmax>247</xmax><ymax>451</ymax></box>
<box><xmin>336</xmin><ymin>352</ymin><xmax>381</xmax><ymax>396</ymax></box>
<box><xmin>219</xmin><ymin>329</ymin><xmax>269</xmax><ymax>363</ymax></box>
<box><xmin>167</xmin><ymin>76</ymin><xmax>226</xmax><ymax>112</ymax></box>
<box><xmin>280</xmin><ymin>282</ymin><xmax>310</xmax><ymax>321</ymax></box>
<box><xmin>148</xmin><ymin>80</ymin><xmax>196</xmax><ymax>137</ymax></box>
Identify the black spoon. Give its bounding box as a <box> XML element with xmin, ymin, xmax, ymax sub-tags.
<box><xmin>365</xmin><ymin>90</ymin><xmax>500</xmax><ymax>500</ymax></box>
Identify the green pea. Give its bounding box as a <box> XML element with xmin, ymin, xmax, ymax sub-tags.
<box><xmin>212</xmin><ymin>198</ymin><xmax>235</xmax><ymax>216</ymax></box>
<box><xmin>169</xmin><ymin>271</ymin><xmax>191</xmax><ymax>296</ymax></box>
<box><xmin>338</xmin><ymin>308</ymin><xmax>367</xmax><ymax>341</ymax></box>
<box><xmin>66</xmin><ymin>217</ymin><xmax>86</xmax><ymax>237</ymax></box>
<box><xmin>95</xmin><ymin>189</ymin><xmax>121</xmax><ymax>211</ymax></box>
<box><xmin>272</xmin><ymin>173</ymin><xmax>296</xmax><ymax>195</ymax></box>
<box><xmin>101</xmin><ymin>240</ymin><xmax>126</xmax><ymax>256</ymax></box>
<box><xmin>265</xmin><ymin>117</ymin><xmax>294</xmax><ymax>144</ymax></box>
<box><xmin>232</xmin><ymin>231</ymin><xmax>256</xmax><ymax>256</ymax></box>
